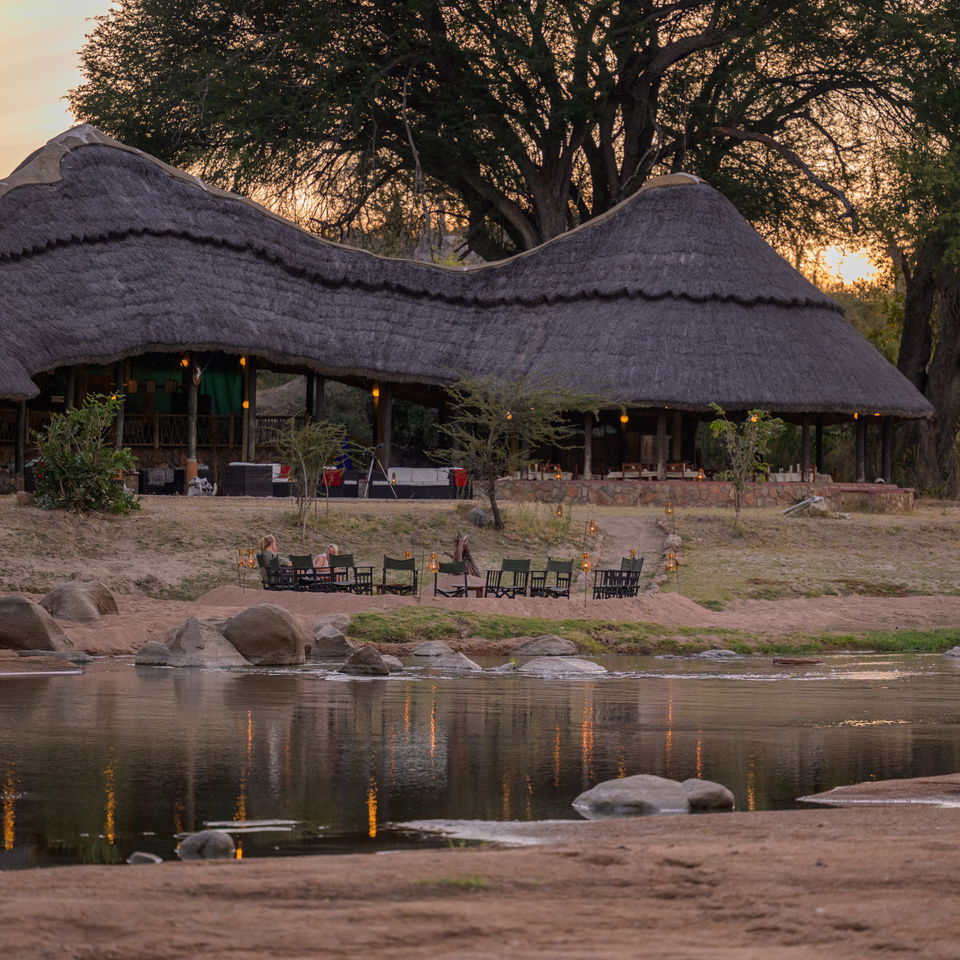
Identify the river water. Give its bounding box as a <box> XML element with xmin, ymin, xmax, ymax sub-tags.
<box><xmin>2</xmin><ymin>654</ymin><xmax>959</xmax><ymax>868</ymax></box>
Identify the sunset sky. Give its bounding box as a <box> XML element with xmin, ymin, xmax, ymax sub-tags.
<box><xmin>0</xmin><ymin>0</ymin><xmax>112</xmax><ymax>176</ymax></box>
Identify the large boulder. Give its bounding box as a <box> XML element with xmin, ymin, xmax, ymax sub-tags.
<box><xmin>518</xmin><ymin>657</ymin><xmax>606</xmax><ymax>677</ymax></box>
<box><xmin>573</xmin><ymin>774</ymin><xmax>691</xmax><ymax>818</ymax></box>
<box><xmin>468</xmin><ymin>507</ymin><xmax>490</xmax><ymax>528</ymax></box>
<box><xmin>39</xmin><ymin>581</ymin><xmax>118</xmax><ymax>622</ymax></box>
<box><xmin>222</xmin><ymin>604</ymin><xmax>307</xmax><ymax>666</ymax></box>
<box><xmin>340</xmin><ymin>645</ymin><xmax>390</xmax><ymax>676</ymax></box>
<box><xmin>310</xmin><ymin>622</ymin><xmax>359</xmax><ymax>659</ymax></box>
<box><xmin>164</xmin><ymin>618</ymin><xmax>251</xmax><ymax>668</ymax></box>
<box><xmin>681</xmin><ymin>778</ymin><xmax>735</xmax><ymax>811</ymax></box>
<box><xmin>412</xmin><ymin>640</ymin><xmax>454</xmax><ymax>657</ymax></box>
<box><xmin>944</xmin><ymin>646</ymin><xmax>960</xmax><ymax>658</ymax></box>
<box><xmin>176</xmin><ymin>830</ymin><xmax>235</xmax><ymax>860</ymax></box>
<box><xmin>134</xmin><ymin>641</ymin><xmax>171</xmax><ymax>666</ymax></box>
<box><xmin>0</xmin><ymin>595</ymin><xmax>76</xmax><ymax>653</ymax></box>
<box><xmin>513</xmin><ymin>635</ymin><xmax>578</xmax><ymax>656</ymax></box>
<box><xmin>316</xmin><ymin>613</ymin><xmax>351</xmax><ymax>634</ymax></box>
<box><xmin>692</xmin><ymin>649</ymin><xmax>742</xmax><ymax>660</ymax></box>
<box><xmin>429</xmin><ymin>652</ymin><xmax>482</xmax><ymax>672</ymax></box>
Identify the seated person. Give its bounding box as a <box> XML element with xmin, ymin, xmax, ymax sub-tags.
<box><xmin>313</xmin><ymin>543</ymin><xmax>339</xmax><ymax>571</ymax></box>
<box><xmin>258</xmin><ymin>534</ymin><xmax>292</xmax><ymax>566</ymax></box>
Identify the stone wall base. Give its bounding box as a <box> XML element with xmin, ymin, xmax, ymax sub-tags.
<box><xmin>497</xmin><ymin>479</ymin><xmax>914</xmax><ymax>513</ymax></box>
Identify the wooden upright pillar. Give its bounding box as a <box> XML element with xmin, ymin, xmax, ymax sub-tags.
<box><xmin>65</xmin><ymin>367</ymin><xmax>75</xmax><ymax>410</ymax></box>
<box><xmin>855</xmin><ymin>417</ymin><xmax>866</xmax><ymax>482</ymax></box>
<box><xmin>375</xmin><ymin>383</ymin><xmax>393</xmax><ymax>469</ymax></box>
<box><xmin>670</xmin><ymin>410</ymin><xmax>682</xmax><ymax>461</ymax></box>
<box><xmin>815</xmin><ymin>416</ymin><xmax>824</xmax><ymax>474</ymax></box>
<box><xmin>246</xmin><ymin>358</ymin><xmax>257</xmax><ymax>462</ymax></box>
<box><xmin>240</xmin><ymin>362</ymin><xmax>250</xmax><ymax>459</ymax></box>
<box><xmin>306</xmin><ymin>373</ymin><xmax>326</xmax><ymax>422</ymax></box>
<box><xmin>800</xmin><ymin>415</ymin><xmax>811</xmax><ymax>481</ymax></box>
<box><xmin>882</xmin><ymin>418</ymin><xmax>893</xmax><ymax>484</ymax></box>
<box><xmin>15</xmin><ymin>401</ymin><xmax>26</xmax><ymax>476</ymax></box>
<box><xmin>656</xmin><ymin>410</ymin><xmax>668</xmax><ymax>480</ymax></box>
<box><xmin>582</xmin><ymin>411</ymin><xmax>594</xmax><ymax>479</ymax></box>
<box><xmin>113</xmin><ymin>361</ymin><xmax>125</xmax><ymax>450</ymax></box>
<box><xmin>186</xmin><ymin>374</ymin><xmax>199</xmax><ymax>483</ymax></box>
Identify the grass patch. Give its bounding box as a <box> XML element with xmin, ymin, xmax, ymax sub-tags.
<box><xmin>418</xmin><ymin>874</ymin><xmax>492</xmax><ymax>891</ymax></box>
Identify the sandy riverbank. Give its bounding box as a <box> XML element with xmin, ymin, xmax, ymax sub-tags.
<box><xmin>0</xmin><ymin>805</ymin><xmax>957</xmax><ymax>959</ymax></box>
<box><xmin>23</xmin><ymin>586</ymin><xmax>960</xmax><ymax>657</ymax></box>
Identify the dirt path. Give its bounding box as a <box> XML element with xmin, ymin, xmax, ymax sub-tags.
<box><xmin>593</xmin><ymin>513</ymin><xmax>663</xmax><ymax>577</ymax></box>
<box><xmin>1</xmin><ymin>806</ymin><xmax>958</xmax><ymax>958</ymax></box>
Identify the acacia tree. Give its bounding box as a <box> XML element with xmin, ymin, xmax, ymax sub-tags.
<box><xmin>709</xmin><ymin>404</ymin><xmax>783</xmax><ymax>519</ymax></box>
<box><xmin>69</xmin><ymin>0</ymin><xmax>910</xmax><ymax>258</ymax></box>
<box><xmin>434</xmin><ymin>375</ymin><xmax>597</xmax><ymax>531</ymax></box>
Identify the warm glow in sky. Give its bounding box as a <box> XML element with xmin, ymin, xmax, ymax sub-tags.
<box><xmin>821</xmin><ymin>247</ymin><xmax>880</xmax><ymax>286</ymax></box>
<box><xmin>0</xmin><ymin>0</ymin><xmax>113</xmax><ymax>176</ymax></box>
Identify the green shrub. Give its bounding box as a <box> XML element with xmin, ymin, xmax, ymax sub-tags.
<box><xmin>33</xmin><ymin>394</ymin><xmax>139</xmax><ymax>514</ymax></box>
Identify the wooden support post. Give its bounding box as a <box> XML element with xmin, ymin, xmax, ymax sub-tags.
<box><xmin>800</xmin><ymin>415</ymin><xmax>811</xmax><ymax>482</ymax></box>
<box><xmin>656</xmin><ymin>410</ymin><xmax>667</xmax><ymax>480</ymax></box>
<box><xmin>855</xmin><ymin>417</ymin><xmax>866</xmax><ymax>483</ymax></box>
<box><xmin>315</xmin><ymin>375</ymin><xmax>326</xmax><ymax>422</ymax></box>
<box><xmin>15</xmin><ymin>401</ymin><xmax>26</xmax><ymax>476</ymax></box>
<box><xmin>815</xmin><ymin>416</ymin><xmax>824</xmax><ymax>475</ymax></box>
<box><xmin>376</xmin><ymin>383</ymin><xmax>393</xmax><ymax>469</ymax></box>
<box><xmin>186</xmin><ymin>376</ymin><xmax>199</xmax><ymax>484</ymax></box>
<box><xmin>114</xmin><ymin>361</ymin><xmax>125</xmax><ymax>450</ymax></box>
<box><xmin>882</xmin><ymin>418</ymin><xmax>893</xmax><ymax>484</ymax></box>
<box><xmin>153</xmin><ymin>410</ymin><xmax>160</xmax><ymax>450</ymax></box>
<box><xmin>670</xmin><ymin>410</ymin><xmax>682</xmax><ymax>461</ymax></box>
<box><xmin>246</xmin><ymin>358</ymin><xmax>257</xmax><ymax>462</ymax></box>
<box><xmin>582</xmin><ymin>411</ymin><xmax>593</xmax><ymax>479</ymax></box>
<box><xmin>65</xmin><ymin>367</ymin><xmax>75</xmax><ymax>411</ymax></box>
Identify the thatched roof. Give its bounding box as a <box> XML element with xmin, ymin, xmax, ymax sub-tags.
<box><xmin>0</xmin><ymin>126</ymin><xmax>932</xmax><ymax>419</ymax></box>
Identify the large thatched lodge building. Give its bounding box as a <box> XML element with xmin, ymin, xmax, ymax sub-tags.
<box><xmin>0</xmin><ymin>126</ymin><xmax>932</xmax><ymax>504</ymax></box>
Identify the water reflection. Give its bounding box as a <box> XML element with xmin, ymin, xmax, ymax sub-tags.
<box><xmin>1</xmin><ymin>654</ymin><xmax>960</xmax><ymax>867</ymax></box>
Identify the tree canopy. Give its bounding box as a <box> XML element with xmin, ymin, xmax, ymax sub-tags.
<box><xmin>70</xmin><ymin>0</ymin><xmax>914</xmax><ymax>258</ymax></box>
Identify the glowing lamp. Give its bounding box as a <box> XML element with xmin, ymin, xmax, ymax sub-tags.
<box><xmin>428</xmin><ymin>553</ymin><xmax>439</xmax><ymax>573</ymax></box>
<box><xmin>242</xmin><ymin>400</ymin><xmax>250</xmax><ymax>409</ymax></box>
<box><xmin>581</xmin><ymin>552</ymin><xmax>591</xmax><ymax>572</ymax></box>
<box><xmin>555</xmin><ymin>503</ymin><xmax>564</xmax><ymax>518</ymax></box>
<box><xmin>180</xmin><ymin>355</ymin><xmax>190</xmax><ymax>368</ymax></box>
<box><xmin>554</xmin><ymin>467</ymin><xmax>562</xmax><ymax>480</ymax></box>
<box><xmin>239</xmin><ymin>355</ymin><xmax>246</xmax><ymax>367</ymax></box>
<box><xmin>390</xmin><ymin>472</ymin><xmax>398</xmax><ymax>486</ymax></box>
<box><xmin>372</xmin><ymin>385</ymin><xmax>380</xmax><ymax>399</ymax></box>
<box><xmin>619</xmin><ymin>412</ymin><xmax>629</xmax><ymax>425</ymax></box>
<box><xmin>750</xmin><ymin>414</ymin><xmax>759</xmax><ymax>423</ymax></box>
<box><xmin>664</xmin><ymin>500</ymin><xmax>674</xmax><ymax>518</ymax></box>
<box><xmin>629</xmin><ymin>548</ymin><xmax>637</xmax><ymax>559</ymax></box>
<box><xmin>853</xmin><ymin>412</ymin><xmax>859</xmax><ymax>420</ymax></box>
<box><xmin>505</xmin><ymin>410</ymin><xmax>513</xmax><ymax>420</ymax></box>
<box><xmin>666</xmin><ymin>551</ymin><xmax>677</xmax><ymax>572</ymax></box>
<box><xmin>588</xmin><ymin>519</ymin><xmax>597</xmax><ymax>536</ymax></box>
<box><xmin>696</xmin><ymin>468</ymin><xmax>706</xmax><ymax>481</ymax></box>
<box><xmin>404</xmin><ymin>550</ymin><xmax>412</xmax><ymax>559</ymax></box>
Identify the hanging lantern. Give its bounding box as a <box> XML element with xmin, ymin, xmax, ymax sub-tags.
<box><xmin>588</xmin><ymin>518</ymin><xmax>597</xmax><ymax>536</ymax></box>
<box><xmin>239</xmin><ymin>356</ymin><xmax>247</xmax><ymax>367</ymax></box>
<box><xmin>664</xmin><ymin>500</ymin><xmax>674</xmax><ymax>518</ymax></box>
<box><xmin>242</xmin><ymin>400</ymin><xmax>250</xmax><ymax>409</ymax></box>
<box><xmin>581</xmin><ymin>552</ymin><xmax>591</xmax><ymax>572</ymax></box>
<box><xmin>555</xmin><ymin>503</ymin><xmax>564</xmax><ymax>518</ymax></box>
<box><xmin>853</xmin><ymin>412</ymin><xmax>859</xmax><ymax>420</ymax></box>
<box><xmin>390</xmin><ymin>472</ymin><xmax>398</xmax><ymax>486</ymax></box>
<box><xmin>619</xmin><ymin>410</ymin><xmax>629</xmax><ymax>425</ymax></box>
<box><xmin>372</xmin><ymin>384</ymin><xmax>380</xmax><ymax>399</ymax></box>
<box><xmin>749</xmin><ymin>414</ymin><xmax>759</xmax><ymax>423</ymax></box>
<box><xmin>505</xmin><ymin>410</ymin><xmax>513</xmax><ymax>420</ymax></box>
<box><xmin>180</xmin><ymin>355</ymin><xmax>190</xmax><ymax>368</ymax></box>
<box><xmin>696</xmin><ymin>467</ymin><xmax>706</xmax><ymax>481</ymax></box>
<box><xmin>428</xmin><ymin>553</ymin><xmax>439</xmax><ymax>573</ymax></box>
<box><xmin>554</xmin><ymin>466</ymin><xmax>562</xmax><ymax>480</ymax></box>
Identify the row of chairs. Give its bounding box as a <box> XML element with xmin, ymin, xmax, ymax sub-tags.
<box><xmin>257</xmin><ymin>553</ymin><xmax>645</xmax><ymax>600</ymax></box>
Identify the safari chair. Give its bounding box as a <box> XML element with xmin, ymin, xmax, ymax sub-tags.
<box><xmin>434</xmin><ymin>560</ymin><xmax>469</xmax><ymax>598</ymax></box>
<box><xmin>289</xmin><ymin>554</ymin><xmax>323</xmax><ymax>591</ymax></box>
<box><xmin>324</xmin><ymin>553</ymin><xmax>373</xmax><ymax>595</ymax></box>
<box><xmin>381</xmin><ymin>556</ymin><xmax>418</xmax><ymax>595</ymax></box>
<box><xmin>256</xmin><ymin>552</ymin><xmax>295</xmax><ymax>591</ymax></box>
<box><xmin>484</xmin><ymin>558</ymin><xmax>531</xmax><ymax>598</ymax></box>
<box><xmin>593</xmin><ymin>556</ymin><xmax>644</xmax><ymax>599</ymax></box>
<box><xmin>530</xmin><ymin>559</ymin><xmax>573</xmax><ymax>598</ymax></box>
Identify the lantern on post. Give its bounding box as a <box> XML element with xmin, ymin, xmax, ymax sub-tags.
<box><xmin>588</xmin><ymin>518</ymin><xmax>597</xmax><ymax>536</ymax></box>
<box><xmin>428</xmin><ymin>553</ymin><xmax>439</xmax><ymax>573</ymax></box>
<box><xmin>555</xmin><ymin>503</ymin><xmax>564</xmax><ymax>518</ymax></box>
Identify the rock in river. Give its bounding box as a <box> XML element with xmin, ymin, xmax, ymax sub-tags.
<box><xmin>340</xmin><ymin>645</ymin><xmax>390</xmax><ymax>676</ymax></box>
<box><xmin>430</xmin><ymin>652</ymin><xmax>482</xmax><ymax>672</ymax></box>
<box><xmin>165</xmin><ymin>618</ymin><xmax>251</xmax><ymax>668</ymax></box>
<box><xmin>0</xmin><ymin>595</ymin><xmax>77</xmax><ymax>653</ymax></box>
<box><xmin>512</xmin><ymin>635</ymin><xmax>578</xmax><ymax>656</ymax></box>
<box><xmin>573</xmin><ymin>774</ymin><xmax>735</xmax><ymax>818</ymax></box>
<box><xmin>517</xmin><ymin>657</ymin><xmax>606</xmax><ymax>677</ymax></box>
<box><xmin>412</xmin><ymin>640</ymin><xmax>454</xmax><ymax>657</ymax></box>
<box><xmin>222</xmin><ymin>604</ymin><xmax>307</xmax><ymax>666</ymax></box>
<box><xmin>176</xmin><ymin>830</ymin><xmax>235</xmax><ymax>860</ymax></box>
<box><xmin>310</xmin><ymin>622</ymin><xmax>359</xmax><ymax>659</ymax></box>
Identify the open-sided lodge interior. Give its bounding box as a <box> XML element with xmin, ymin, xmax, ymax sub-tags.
<box><xmin>0</xmin><ymin>126</ymin><xmax>934</xmax><ymax>499</ymax></box>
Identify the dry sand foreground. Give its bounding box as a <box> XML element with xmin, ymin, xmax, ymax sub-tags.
<box><xmin>0</xmin><ymin>806</ymin><xmax>957</xmax><ymax>959</ymax></box>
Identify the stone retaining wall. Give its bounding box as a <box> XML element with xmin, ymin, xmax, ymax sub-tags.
<box><xmin>497</xmin><ymin>478</ymin><xmax>914</xmax><ymax>513</ymax></box>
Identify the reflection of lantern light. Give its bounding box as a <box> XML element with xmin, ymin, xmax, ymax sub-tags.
<box><xmin>581</xmin><ymin>552</ymin><xmax>591</xmax><ymax>572</ymax></box>
<box><xmin>428</xmin><ymin>553</ymin><xmax>439</xmax><ymax>573</ymax></box>
<box><xmin>588</xmin><ymin>519</ymin><xmax>597</xmax><ymax>536</ymax></box>
<box><xmin>555</xmin><ymin>503</ymin><xmax>563</xmax><ymax>518</ymax></box>
<box><xmin>664</xmin><ymin>500</ymin><xmax>674</xmax><ymax>518</ymax></box>
<box><xmin>696</xmin><ymin>468</ymin><xmax>706</xmax><ymax>481</ymax></box>
<box><xmin>372</xmin><ymin>385</ymin><xmax>380</xmax><ymax>399</ymax></box>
